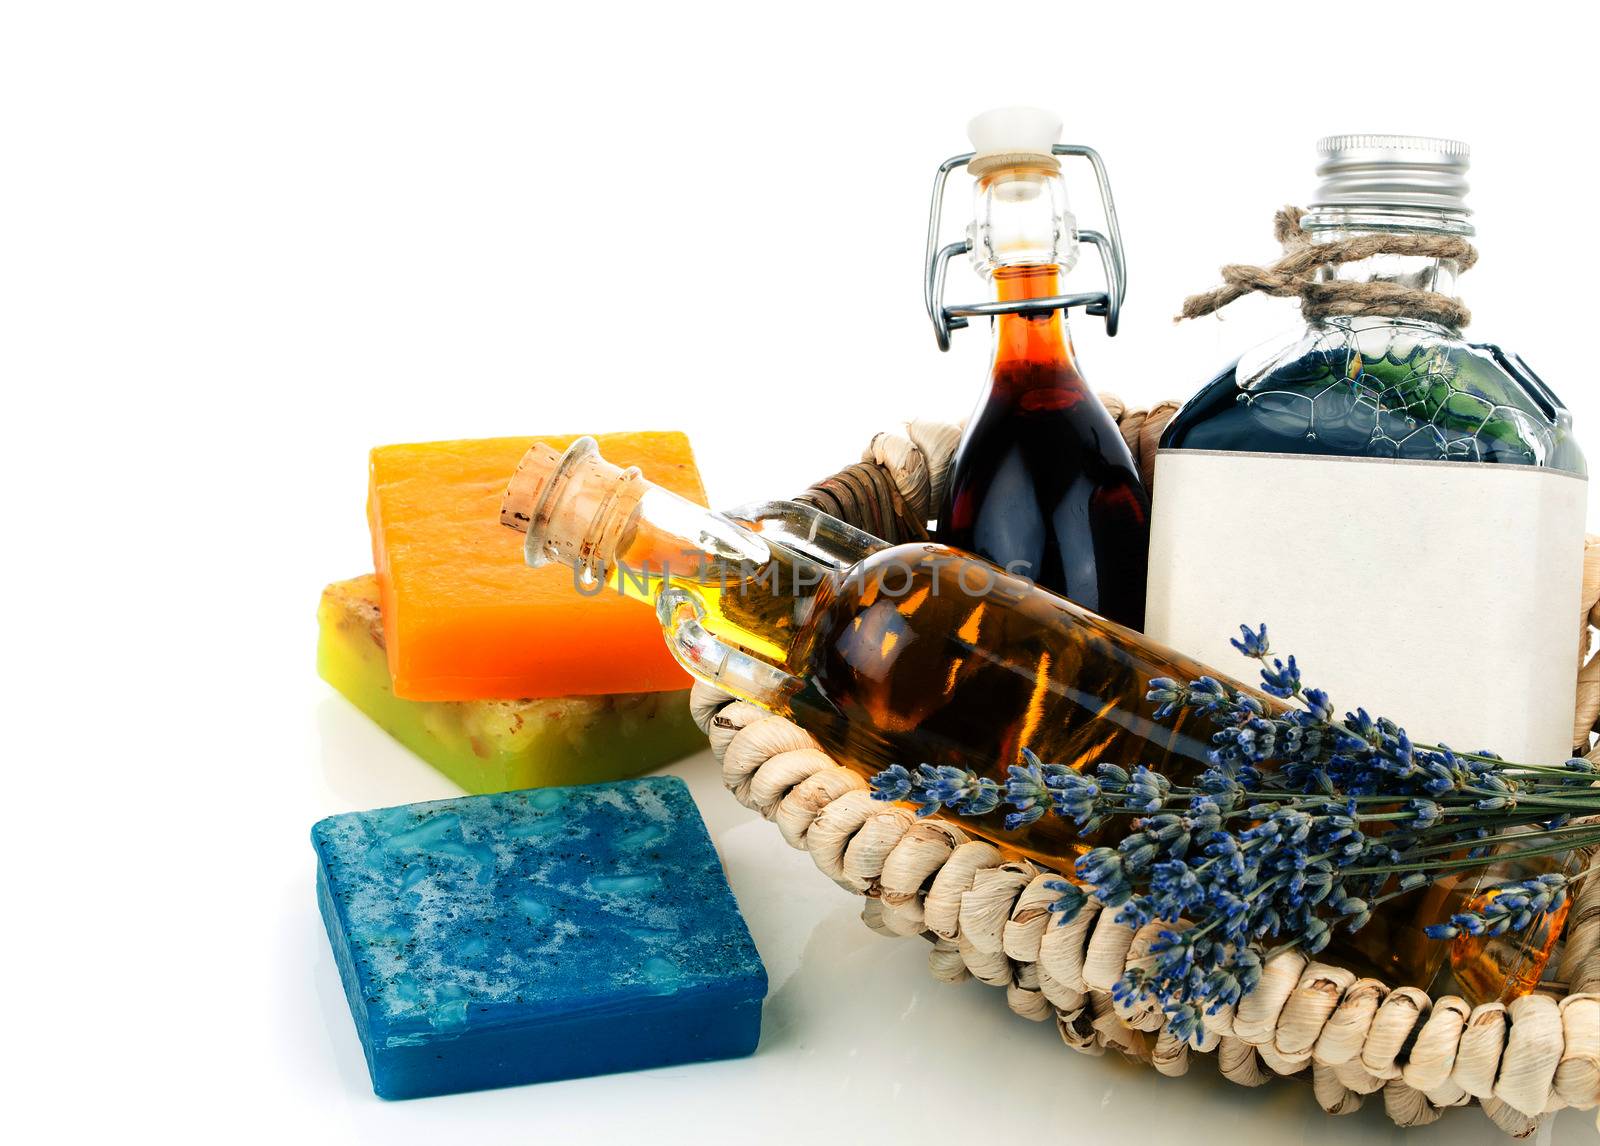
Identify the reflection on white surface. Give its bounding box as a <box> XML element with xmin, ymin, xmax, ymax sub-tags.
<box><xmin>297</xmin><ymin>696</ymin><xmax>1585</xmax><ymax>1143</ymax></box>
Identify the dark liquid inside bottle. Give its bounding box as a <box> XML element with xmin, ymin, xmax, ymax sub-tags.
<box><xmin>938</xmin><ymin>265</ymin><xmax>1151</xmax><ymax>629</ymax></box>
<box><xmin>1161</xmin><ymin>332</ymin><xmax>1583</xmax><ymax>471</ymax></box>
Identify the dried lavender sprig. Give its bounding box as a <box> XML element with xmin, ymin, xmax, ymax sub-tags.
<box><xmin>871</xmin><ymin>763</ymin><xmax>1001</xmax><ymax>819</ymax></box>
<box><xmin>1429</xmin><ymin>873</ymin><xmax>1572</xmax><ymax>939</ymax></box>
<box><xmin>866</xmin><ymin>622</ymin><xmax>1600</xmax><ymax>1044</ymax></box>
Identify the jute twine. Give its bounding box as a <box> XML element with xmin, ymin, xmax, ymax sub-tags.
<box><xmin>700</xmin><ymin>399</ymin><xmax>1600</xmax><ymax>1134</ymax></box>
<box><xmin>1177</xmin><ymin>206</ymin><xmax>1478</xmax><ymax>329</ymax></box>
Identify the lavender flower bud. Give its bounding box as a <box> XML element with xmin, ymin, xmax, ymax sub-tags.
<box><xmin>1229</xmin><ymin>623</ymin><xmax>1271</xmax><ymax>658</ymax></box>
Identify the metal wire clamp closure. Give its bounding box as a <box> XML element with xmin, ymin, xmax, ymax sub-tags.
<box><xmin>924</xmin><ymin>144</ymin><xmax>1127</xmax><ymax>351</ymax></box>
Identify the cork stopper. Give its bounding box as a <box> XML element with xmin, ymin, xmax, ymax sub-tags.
<box><xmin>500</xmin><ymin>437</ymin><xmax>647</xmax><ymax>587</ymax></box>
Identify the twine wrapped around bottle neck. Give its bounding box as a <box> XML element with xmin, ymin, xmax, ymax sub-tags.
<box><xmin>1178</xmin><ymin>206</ymin><xmax>1479</xmax><ymax>329</ymax></box>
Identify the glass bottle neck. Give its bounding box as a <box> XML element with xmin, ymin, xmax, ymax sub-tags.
<box><xmin>963</xmin><ymin>161</ymin><xmax>1085</xmax><ymax>380</ymax></box>
<box><xmin>986</xmin><ymin>264</ymin><xmax>1088</xmax><ymax>410</ymax></box>
<box><xmin>1299</xmin><ymin>205</ymin><xmax>1472</xmax><ymax>335</ymax></box>
<box><xmin>563</xmin><ymin>483</ymin><xmax>834</xmax><ymax>671</ymax></box>
<box><xmin>992</xmin><ymin>263</ymin><xmax>1074</xmax><ymax>362</ymax></box>
<box><xmin>500</xmin><ymin>438</ymin><xmax>847</xmax><ymax>709</ymax></box>
<box><xmin>968</xmin><ymin>163</ymin><xmax>1077</xmax><ymax>280</ymax></box>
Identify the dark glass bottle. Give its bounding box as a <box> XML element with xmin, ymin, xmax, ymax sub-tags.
<box><xmin>1149</xmin><ymin>136</ymin><xmax>1586</xmax><ymax>768</ymax></box>
<box><xmin>1149</xmin><ymin>135</ymin><xmax>1588</xmax><ymax>1000</ymax></box>
<box><xmin>936</xmin><ymin>145</ymin><xmax>1149</xmax><ymax>628</ymax></box>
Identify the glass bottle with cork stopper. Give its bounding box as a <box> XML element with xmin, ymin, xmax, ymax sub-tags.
<box><xmin>497</xmin><ymin>435</ymin><xmax>1571</xmax><ymax>1005</ymax></box>
<box><xmin>926</xmin><ymin>108</ymin><xmax>1150</xmax><ymax>630</ymax></box>
<box><xmin>499</xmin><ymin>435</ymin><xmax>1232</xmax><ymax>874</ymax></box>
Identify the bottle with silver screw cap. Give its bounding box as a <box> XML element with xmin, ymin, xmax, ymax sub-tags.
<box><xmin>1145</xmin><ymin>137</ymin><xmax>1587</xmax><ymax>998</ymax></box>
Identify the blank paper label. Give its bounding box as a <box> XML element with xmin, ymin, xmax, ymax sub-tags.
<box><xmin>1146</xmin><ymin>449</ymin><xmax>1587</xmax><ymax>765</ymax></box>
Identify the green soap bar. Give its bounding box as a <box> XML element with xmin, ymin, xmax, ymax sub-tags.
<box><xmin>317</xmin><ymin>575</ymin><xmax>703</xmax><ymax>793</ymax></box>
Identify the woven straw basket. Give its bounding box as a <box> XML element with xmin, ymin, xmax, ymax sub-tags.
<box><xmin>689</xmin><ymin>398</ymin><xmax>1600</xmax><ymax>1136</ymax></box>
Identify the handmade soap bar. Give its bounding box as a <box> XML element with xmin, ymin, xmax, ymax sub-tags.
<box><xmin>369</xmin><ymin>431</ymin><xmax>707</xmax><ymax>701</ymax></box>
<box><xmin>313</xmin><ymin>777</ymin><xmax>766</xmax><ymax>1099</ymax></box>
<box><xmin>317</xmin><ymin>575</ymin><xmax>702</xmax><ymax>793</ymax></box>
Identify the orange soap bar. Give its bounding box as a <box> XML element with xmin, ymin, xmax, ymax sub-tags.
<box><xmin>369</xmin><ymin>432</ymin><xmax>707</xmax><ymax>701</ymax></box>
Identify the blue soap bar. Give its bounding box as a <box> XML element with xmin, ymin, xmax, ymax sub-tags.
<box><xmin>312</xmin><ymin>776</ymin><xmax>766</xmax><ymax>1099</ymax></box>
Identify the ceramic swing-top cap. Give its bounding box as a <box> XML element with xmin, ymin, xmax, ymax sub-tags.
<box><xmin>966</xmin><ymin>106</ymin><xmax>1062</xmax><ymax>176</ymax></box>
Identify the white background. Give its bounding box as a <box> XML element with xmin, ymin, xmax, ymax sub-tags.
<box><xmin>5</xmin><ymin>2</ymin><xmax>1597</xmax><ymax>1142</ymax></box>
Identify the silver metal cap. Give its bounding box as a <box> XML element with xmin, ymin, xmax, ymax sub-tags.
<box><xmin>1311</xmin><ymin>134</ymin><xmax>1471</xmax><ymax>215</ymax></box>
